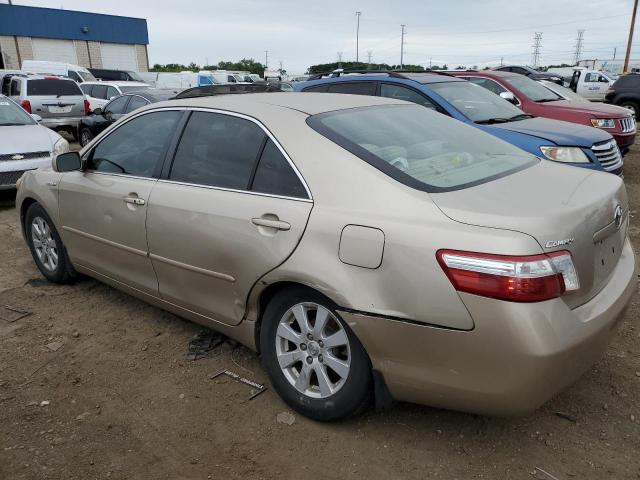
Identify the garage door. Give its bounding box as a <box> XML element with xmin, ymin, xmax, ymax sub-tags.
<box><xmin>32</xmin><ymin>39</ymin><xmax>78</xmax><ymax>64</ymax></box>
<box><xmin>101</xmin><ymin>43</ymin><xmax>138</xmax><ymax>70</ymax></box>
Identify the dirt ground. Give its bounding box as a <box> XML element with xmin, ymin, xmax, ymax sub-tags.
<box><xmin>0</xmin><ymin>139</ymin><xmax>639</xmax><ymax>480</ymax></box>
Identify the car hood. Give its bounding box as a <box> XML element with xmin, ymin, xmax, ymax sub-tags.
<box><xmin>430</xmin><ymin>161</ymin><xmax>628</xmax><ymax>309</ymax></box>
<box><xmin>488</xmin><ymin>116</ymin><xmax>611</xmax><ymax>147</ymax></box>
<box><xmin>541</xmin><ymin>100</ymin><xmax>631</xmax><ymax>118</ymax></box>
<box><xmin>0</xmin><ymin>124</ymin><xmax>57</xmax><ymax>154</ymax></box>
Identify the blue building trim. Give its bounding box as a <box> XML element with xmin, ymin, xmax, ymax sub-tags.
<box><xmin>0</xmin><ymin>4</ymin><xmax>148</xmax><ymax>45</ymax></box>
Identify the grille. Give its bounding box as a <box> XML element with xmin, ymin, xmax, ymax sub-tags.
<box><xmin>0</xmin><ymin>170</ymin><xmax>27</xmax><ymax>186</ymax></box>
<box><xmin>0</xmin><ymin>151</ymin><xmax>50</xmax><ymax>162</ymax></box>
<box><xmin>592</xmin><ymin>140</ymin><xmax>623</xmax><ymax>172</ymax></box>
<box><xmin>620</xmin><ymin>116</ymin><xmax>636</xmax><ymax>133</ymax></box>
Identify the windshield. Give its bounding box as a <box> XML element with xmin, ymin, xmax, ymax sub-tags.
<box><xmin>307</xmin><ymin>104</ymin><xmax>536</xmax><ymax>192</ymax></box>
<box><xmin>126</xmin><ymin>71</ymin><xmax>144</xmax><ymax>82</ymax></box>
<box><xmin>428</xmin><ymin>81</ymin><xmax>524</xmax><ymax>123</ymax></box>
<box><xmin>119</xmin><ymin>85</ymin><xmax>151</xmax><ymax>93</ymax></box>
<box><xmin>504</xmin><ymin>76</ymin><xmax>561</xmax><ymax>102</ymax></box>
<box><xmin>27</xmin><ymin>79</ymin><xmax>83</xmax><ymax>96</ymax></box>
<box><xmin>0</xmin><ymin>97</ymin><xmax>35</xmax><ymax>126</ymax></box>
<box><xmin>539</xmin><ymin>80</ymin><xmax>589</xmax><ymax>103</ymax></box>
<box><xmin>233</xmin><ymin>75</ymin><xmax>244</xmax><ymax>82</ymax></box>
<box><xmin>78</xmin><ymin>70</ymin><xmax>97</xmax><ymax>82</ymax></box>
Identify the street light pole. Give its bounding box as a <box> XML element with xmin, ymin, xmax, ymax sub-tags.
<box><xmin>355</xmin><ymin>12</ymin><xmax>361</xmax><ymax>63</ymax></box>
<box><xmin>624</xmin><ymin>0</ymin><xmax>638</xmax><ymax>73</ymax></box>
<box><xmin>400</xmin><ymin>25</ymin><xmax>406</xmax><ymax>69</ymax></box>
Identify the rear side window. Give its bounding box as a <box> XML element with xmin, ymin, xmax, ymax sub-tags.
<box><xmin>80</xmin><ymin>84</ymin><xmax>93</xmax><ymax>95</ymax></box>
<box><xmin>10</xmin><ymin>79</ymin><xmax>21</xmax><ymax>96</ymax></box>
<box><xmin>251</xmin><ymin>140</ymin><xmax>307</xmax><ymax>198</ymax></box>
<box><xmin>27</xmin><ymin>80</ymin><xmax>82</xmax><ymax>96</ymax></box>
<box><xmin>169</xmin><ymin>112</ymin><xmax>266</xmax><ymax>190</ymax></box>
<box><xmin>326</xmin><ymin>82</ymin><xmax>376</xmax><ymax>95</ymax></box>
<box><xmin>464</xmin><ymin>77</ymin><xmax>508</xmax><ymax>95</ymax></box>
<box><xmin>307</xmin><ymin>104</ymin><xmax>536</xmax><ymax>192</ymax></box>
<box><xmin>126</xmin><ymin>96</ymin><xmax>149</xmax><ymax>113</ymax></box>
<box><xmin>303</xmin><ymin>84</ymin><xmax>329</xmax><ymax>92</ymax></box>
<box><xmin>92</xmin><ymin>84</ymin><xmax>108</xmax><ymax>99</ymax></box>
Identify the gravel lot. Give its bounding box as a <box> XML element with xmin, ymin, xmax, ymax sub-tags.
<box><xmin>0</xmin><ymin>139</ymin><xmax>639</xmax><ymax>480</ymax></box>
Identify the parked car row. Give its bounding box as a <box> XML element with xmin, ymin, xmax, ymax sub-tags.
<box><xmin>14</xmin><ymin>88</ymin><xmax>636</xmax><ymax>422</ymax></box>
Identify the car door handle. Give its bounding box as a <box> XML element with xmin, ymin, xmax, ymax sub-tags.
<box><xmin>124</xmin><ymin>196</ymin><xmax>145</xmax><ymax>206</ymax></box>
<box><xmin>251</xmin><ymin>217</ymin><xmax>291</xmax><ymax>231</ymax></box>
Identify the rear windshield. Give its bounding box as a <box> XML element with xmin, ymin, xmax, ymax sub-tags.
<box><xmin>307</xmin><ymin>104</ymin><xmax>537</xmax><ymax>192</ymax></box>
<box><xmin>27</xmin><ymin>79</ymin><xmax>82</xmax><ymax>96</ymax></box>
<box><xmin>0</xmin><ymin>97</ymin><xmax>35</xmax><ymax>126</ymax></box>
<box><xmin>504</xmin><ymin>76</ymin><xmax>561</xmax><ymax>102</ymax></box>
<box><xmin>78</xmin><ymin>70</ymin><xmax>97</xmax><ymax>82</ymax></box>
<box><xmin>119</xmin><ymin>85</ymin><xmax>151</xmax><ymax>93</ymax></box>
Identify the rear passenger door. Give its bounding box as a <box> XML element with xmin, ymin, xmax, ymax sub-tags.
<box><xmin>146</xmin><ymin>110</ymin><xmax>313</xmax><ymax>326</ymax></box>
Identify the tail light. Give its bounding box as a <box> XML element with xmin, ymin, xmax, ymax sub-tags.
<box><xmin>20</xmin><ymin>99</ymin><xmax>32</xmax><ymax>113</ymax></box>
<box><xmin>437</xmin><ymin>250</ymin><xmax>579</xmax><ymax>303</ymax></box>
<box><xmin>607</xmin><ymin>87</ymin><xmax>615</xmax><ymax>95</ymax></box>
<box><xmin>84</xmin><ymin>98</ymin><xmax>90</xmax><ymax>115</ymax></box>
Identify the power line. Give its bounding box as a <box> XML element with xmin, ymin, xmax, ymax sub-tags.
<box><xmin>573</xmin><ymin>29</ymin><xmax>585</xmax><ymax>65</ymax></box>
<box><xmin>532</xmin><ymin>32</ymin><xmax>542</xmax><ymax>67</ymax></box>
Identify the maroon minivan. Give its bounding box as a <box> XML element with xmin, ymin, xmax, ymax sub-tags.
<box><xmin>450</xmin><ymin>70</ymin><xmax>636</xmax><ymax>153</ymax></box>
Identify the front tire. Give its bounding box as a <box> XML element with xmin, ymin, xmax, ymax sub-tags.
<box><xmin>260</xmin><ymin>287</ymin><xmax>372</xmax><ymax>421</ymax></box>
<box><xmin>79</xmin><ymin>128</ymin><xmax>94</xmax><ymax>147</ymax></box>
<box><xmin>25</xmin><ymin>203</ymin><xmax>76</xmax><ymax>284</ymax></box>
<box><xmin>620</xmin><ymin>100</ymin><xmax>639</xmax><ymax>118</ymax></box>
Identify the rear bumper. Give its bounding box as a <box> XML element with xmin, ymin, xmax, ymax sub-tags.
<box><xmin>40</xmin><ymin>117</ymin><xmax>83</xmax><ymax>130</ymax></box>
<box><xmin>342</xmin><ymin>237</ymin><xmax>637</xmax><ymax>416</ymax></box>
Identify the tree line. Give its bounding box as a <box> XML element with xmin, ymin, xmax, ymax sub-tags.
<box><xmin>151</xmin><ymin>59</ymin><xmax>266</xmax><ymax>75</ymax></box>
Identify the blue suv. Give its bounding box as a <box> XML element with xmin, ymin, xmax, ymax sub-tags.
<box><xmin>294</xmin><ymin>71</ymin><xmax>623</xmax><ymax>175</ymax></box>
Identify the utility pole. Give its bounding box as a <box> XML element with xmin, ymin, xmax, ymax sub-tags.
<box><xmin>264</xmin><ymin>50</ymin><xmax>268</xmax><ymax>70</ymax></box>
<box><xmin>624</xmin><ymin>0</ymin><xmax>638</xmax><ymax>73</ymax></box>
<box><xmin>573</xmin><ymin>29</ymin><xmax>585</xmax><ymax>66</ymax></box>
<box><xmin>337</xmin><ymin>51</ymin><xmax>343</xmax><ymax>69</ymax></box>
<box><xmin>400</xmin><ymin>24</ymin><xmax>406</xmax><ymax>69</ymax></box>
<box><xmin>500</xmin><ymin>56</ymin><xmax>504</xmax><ymax>66</ymax></box>
<box><xmin>366</xmin><ymin>50</ymin><xmax>373</xmax><ymax>69</ymax></box>
<box><xmin>531</xmin><ymin>32</ymin><xmax>542</xmax><ymax>67</ymax></box>
<box><xmin>355</xmin><ymin>11</ymin><xmax>362</xmax><ymax>63</ymax></box>
<box><xmin>429</xmin><ymin>57</ymin><xmax>432</xmax><ymax>69</ymax></box>
<box><xmin>279</xmin><ymin>60</ymin><xmax>283</xmax><ymax>74</ymax></box>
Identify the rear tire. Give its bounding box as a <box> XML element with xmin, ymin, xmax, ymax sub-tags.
<box><xmin>79</xmin><ymin>128</ymin><xmax>94</xmax><ymax>147</ymax></box>
<box><xmin>260</xmin><ymin>287</ymin><xmax>372</xmax><ymax>421</ymax></box>
<box><xmin>620</xmin><ymin>100</ymin><xmax>639</xmax><ymax>118</ymax></box>
<box><xmin>25</xmin><ymin>203</ymin><xmax>76</xmax><ymax>284</ymax></box>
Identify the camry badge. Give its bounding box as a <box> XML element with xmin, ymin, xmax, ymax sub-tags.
<box><xmin>545</xmin><ymin>238</ymin><xmax>575</xmax><ymax>248</ymax></box>
<box><xmin>614</xmin><ymin>205</ymin><xmax>623</xmax><ymax>229</ymax></box>
<box><xmin>11</xmin><ymin>154</ymin><xmax>24</xmax><ymax>160</ymax></box>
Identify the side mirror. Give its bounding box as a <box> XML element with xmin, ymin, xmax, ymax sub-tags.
<box><xmin>499</xmin><ymin>91</ymin><xmax>518</xmax><ymax>104</ymax></box>
<box><xmin>53</xmin><ymin>152</ymin><xmax>82</xmax><ymax>172</ymax></box>
<box><xmin>30</xmin><ymin>113</ymin><xmax>42</xmax><ymax>122</ymax></box>
<box><xmin>93</xmin><ymin>107</ymin><xmax>103</xmax><ymax>116</ymax></box>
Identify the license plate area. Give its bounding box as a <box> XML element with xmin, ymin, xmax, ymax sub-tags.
<box><xmin>593</xmin><ymin>228</ymin><xmax>624</xmax><ymax>286</ymax></box>
<box><xmin>48</xmin><ymin>106</ymin><xmax>72</xmax><ymax>114</ymax></box>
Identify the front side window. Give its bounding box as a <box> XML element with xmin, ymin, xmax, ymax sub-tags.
<box><xmin>251</xmin><ymin>139</ymin><xmax>307</xmax><ymax>198</ymax></box>
<box><xmin>80</xmin><ymin>84</ymin><xmax>93</xmax><ymax>95</ymax></box>
<box><xmin>464</xmin><ymin>77</ymin><xmax>508</xmax><ymax>96</ymax></box>
<box><xmin>104</xmin><ymin>96</ymin><xmax>128</xmax><ymax>115</ymax></box>
<box><xmin>428</xmin><ymin>81</ymin><xmax>523</xmax><ymax>123</ymax></box>
<box><xmin>92</xmin><ymin>84</ymin><xmax>108</xmax><ymax>99</ymax></box>
<box><xmin>326</xmin><ymin>82</ymin><xmax>376</xmax><ymax>95</ymax></box>
<box><xmin>504</xmin><ymin>76</ymin><xmax>561</xmax><ymax>102</ymax></box>
<box><xmin>106</xmin><ymin>86</ymin><xmax>120</xmax><ymax>98</ymax></box>
<box><xmin>88</xmin><ymin>111</ymin><xmax>181</xmax><ymax>177</ymax></box>
<box><xmin>27</xmin><ymin>80</ymin><xmax>82</xmax><ymax>96</ymax></box>
<box><xmin>307</xmin><ymin>104</ymin><xmax>536</xmax><ymax>192</ymax></box>
<box><xmin>585</xmin><ymin>73</ymin><xmax>598</xmax><ymax>82</ymax></box>
<box><xmin>380</xmin><ymin>83</ymin><xmax>438</xmax><ymax>110</ymax></box>
<box><xmin>169</xmin><ymin>112</ymin><xmax>266</xmax><ymax>190</ymax></box>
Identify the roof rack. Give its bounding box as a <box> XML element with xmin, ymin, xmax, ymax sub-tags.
<box><xmin>172</xmin><ymin>83</ymin><xmax>283</xmax><ymax>100</ymax></box>
<box><xmin>306</xmin><ymin>69</ymin><xmax>454</xmax><ymax>81</ymax></box>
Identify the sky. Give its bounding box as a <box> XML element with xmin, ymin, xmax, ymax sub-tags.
<box><xmin>9</xmin><ymin>0</ymin><xmax>640</xmax><ymax>73</ymax></box>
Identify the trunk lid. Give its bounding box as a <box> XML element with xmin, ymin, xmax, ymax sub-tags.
<box><xmin>430</xmin><ymin>161</ymin><xmax>628</xmax><ymax>308</ymax></box>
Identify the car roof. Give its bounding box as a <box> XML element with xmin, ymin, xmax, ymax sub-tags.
<box><xmin>125</xmin><ymin>88</ymin><xmax>183</xmax><ymax>102</ymax></box>
<box><xmin>305</xmin><ymin>71</ymin><xmax>465</xmax><ymax>85</ymax></box>
<box><xmin>149</xmin><ymin>92</ymin><xmax>407</xmax><ymax>115</ymax></box>
<box><xmin>452</xmin><ymin>70</ymin><xmax>520</xmax><ymax>78</ymax></box>
<box><xmin>83</xmin><ymin>81</ymin><xmax>148</xmax><ymax>87</ymax></box>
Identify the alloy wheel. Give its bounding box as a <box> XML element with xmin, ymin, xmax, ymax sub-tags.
<box><xmin>31</xmin><ymin>216</ymin><xmax>58</xmax><ymax>272</ymax></box>
<box><xmin>275</xmin><ymin>302</ymin><xmax>351</xmax><ymax>399</ymax></box>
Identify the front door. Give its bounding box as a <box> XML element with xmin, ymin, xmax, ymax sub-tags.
<box><xmin>146</xmin><ymin>110</ymin><xmax>313</xmax><ymax>325</ymax></box>
<box><xmin>59</xmin><ymin>109</ymin><xmax>183</xmax><ymax>294</ymax></box>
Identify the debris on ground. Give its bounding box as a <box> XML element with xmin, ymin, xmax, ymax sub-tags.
<box><xmin>45</xmin><ymin>341</ymin><xmax>63</xmax><ymax>352</ymax></box>
<box><xmin>209</xmin><ymin>369</ymin><xmax>267</xmax><ymax>400</ymax></box>
<box><xmin>186</xmin><ymin>329</ymin><xmax>227</xmax><ymax>361</ymax></box>
<box><xmin>533</xmin><ymin>466</ymin><xmax>561</xmax><ymax>480</ymax></box>
<box><xmin>25</xmin><ymin>278</ymin><xmax>50</xmax><ymax>288</ymax></box>
<box><xmin>39</xmin><ymin>401</ymin><xmax>50</xmax><ymax>407</ymax></box>
<box><xmin>276</xmin><ymin>412</ymin><xmax>296</xmax><ymax>426</ymax></box>
<box><xmin>555</xmin><ymin>411</ymin><xmax>578</xmax><ymax>423</ymax></box>
<box><xmin>0</xmin><ymin>305</ymin><xmax>31</xmax><ymax>323</ymax></box>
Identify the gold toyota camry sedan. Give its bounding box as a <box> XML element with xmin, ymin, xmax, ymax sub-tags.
<box><xmin>16</xmin><ymin>92</ymin><xmax>637</xmax><ymax>421</ymax></box>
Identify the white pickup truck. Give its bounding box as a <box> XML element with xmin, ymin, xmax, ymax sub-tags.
<box><xmin>547</xmin><ymin>67</ymin><xmax>616</xmax><ymax>101</ymax></box>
